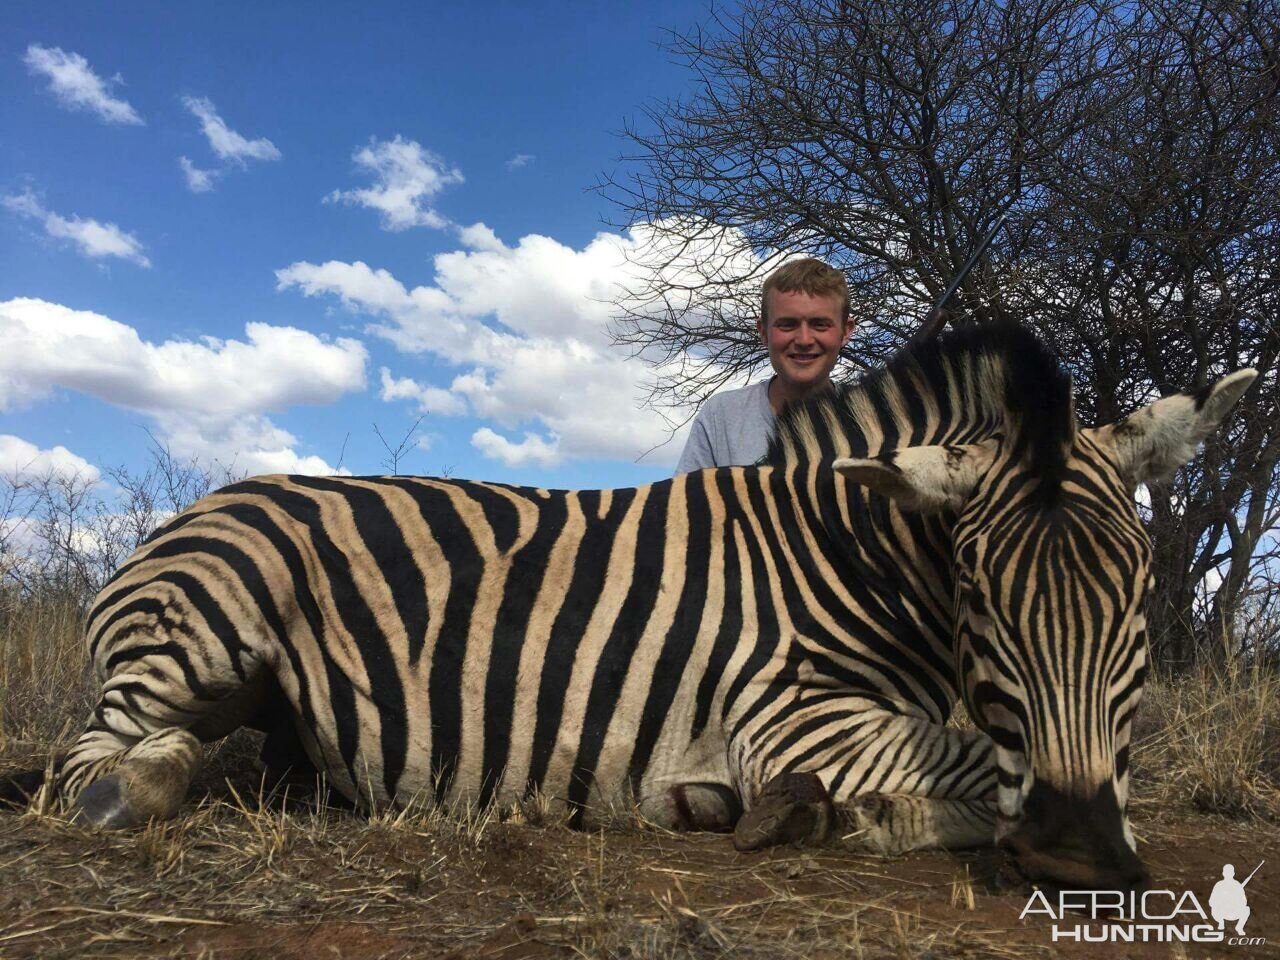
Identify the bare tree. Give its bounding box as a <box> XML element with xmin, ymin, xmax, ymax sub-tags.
<box><xmin>1011</xmin><ymin>0</ymin><xmax>1280</xmax><ymax>667</ymax></box>
<box><xmin>607</xmin><ymin>0</ymin><xmax>1280</xmax><ymax>667</ymax></box>
<box><xmin>0</xmin><ymin>441</ymin><xmax>243</xmax><ymax>608</ymax></box>
<box><xmin>373</xmin><ymin>416</ymin><xmax>425</xmax><ymax>476</ymax></box>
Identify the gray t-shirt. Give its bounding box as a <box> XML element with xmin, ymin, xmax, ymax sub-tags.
<box><xmin>675</xmin><ymin>380</ymin><xmax>776</xmax><ymax>474</ymax></box>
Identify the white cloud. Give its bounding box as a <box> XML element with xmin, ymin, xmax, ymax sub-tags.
<box><xmin>0</xmin><ymin>435</ymin><xmax>100</xmax><ymax>484</ymax></box>
<box><xmin>378</xmin><ymin>368</ymin><xmax>468</xmax><ymax>416</ymax></box>
<box><xmin>23</xmin><ymin>44</ymin><xmax>143</xmax><ymax>125</ymax></box>
<box><xmin>505</xmin><ymin>153</ymin><xmax>535</xmax><ymax>171</ymax></box>
<box><xmin>278</xmin><ymin>224</ymin><xmax>641</xmax><ymax>360</ymax></box>
<box><xmin>157</xmin><ymin>415</ymin><xmax>352</xmax><ymax>477</ymax></box>
<box><xmin>275</xmin><ymin>258</ymin><xmax>510</xmax><ymax>366</ymax></box>
<box><xmin>425</xmin><ymin>228</ymin><xmax>625</xmax><ymax>343</ymax></box>
<box><xmin>456</xmin><ymin>221</ymin><xmax>505</xmax><ymax>253</ymax></box>
<box><xmin>471</xmin><ymin>428</ymin><xmax>559</xmax><ymax>467</ymax></box>
<box><xmin>0</xmin><ymin>298</ymin><xmax>367</xmax><ymax>476</ymax></box>
<box><xmin>182</xmin><ymin>96</ymin><xmax>282</xmax><ymax>165</ymax></box>
<box><xmin>277</xmin><ymin>220</ymin><xmax>766</xmax><ymax>467</ymax></box>
<box><xmin>326</xmin><ymin>136</ymin><xmax>463</xmax><ymax>231</ymax></box>
<box><xmin>179</xmin><ymin>156</ymin><xmax>219</xmax><ymax>193</ymax></box>
<box><xmin>2</xmin><ymin>190</ymin><xmax>150</xmax><ymax>267</ymax></box>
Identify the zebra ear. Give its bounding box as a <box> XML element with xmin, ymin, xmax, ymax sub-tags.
<box><xmin>1089</xmin><ymin>369</ymin><xmax>1257</xmax><ymax>486</ymax></box>
<box><xmin>833</xmin><ymin>439</ymin><xmax>999</xmax><ymax>513</ymax></box>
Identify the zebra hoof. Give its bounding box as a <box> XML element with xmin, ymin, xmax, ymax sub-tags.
<box><xmin>733</xmin><ymin>771</ymin><xmax>835</xmax><ymax>852</ymax></box>
<box><xmin>72</xmin><ymin>776</ymin><xmax>143</xmax><ymax>829</ymax></box>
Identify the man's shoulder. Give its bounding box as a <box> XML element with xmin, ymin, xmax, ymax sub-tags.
<box><xmin>677</xmin><ymin>380</ymin><xmax>773</xmax><ymax>473</ymax></box>
<box><xmin>701</xmin><ymin>381</ymin><xmax>770</xmax><ymax>416</ymax></box>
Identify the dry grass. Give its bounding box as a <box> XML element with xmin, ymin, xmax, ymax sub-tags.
<box><xmin>1132</xmin><ymin>657</ymin><xmax>1280</xmax><ymax>821</ymax></box>
<box><xmin>1</xmin><ymin>594</ymin><xmax>1278</xmax><ymax>958</ymax></box>
<box><xmin>0</xmin><ymin>780</ymin><xmax>1055</xmax><ymax>959</ymax></box>
<box><xmin>0</xmin><ymin>590</ymin><xmax>92</xmax><ymax>757</ymax></box>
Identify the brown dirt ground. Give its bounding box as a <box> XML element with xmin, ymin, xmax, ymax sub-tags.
<box><xmin>0</xmin><ymin>745</ymin><xmax>1276</xmax><ymax>960</ymax></box>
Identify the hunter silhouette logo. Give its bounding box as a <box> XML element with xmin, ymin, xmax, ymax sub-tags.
<box><xmin>1019</xmin><ymin>859</ymin><xmax>1267</xmax><ymax>945</ymax></box>
<box><xmin>1211</xmin><ymin>861</ymin><xmax>1263</xmax><ymax>936</ymax></box>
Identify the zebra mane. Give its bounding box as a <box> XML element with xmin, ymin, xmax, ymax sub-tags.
<box><xmin>765</xmin><ymin>322</ymin><xmax>1076</xmax><ymax>499</ymax></box>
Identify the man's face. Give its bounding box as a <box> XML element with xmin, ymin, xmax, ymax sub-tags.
<box><xmin>758</xmin><ymin>289</ymin><xmax>853</xmax><ymax>391</ymax></box>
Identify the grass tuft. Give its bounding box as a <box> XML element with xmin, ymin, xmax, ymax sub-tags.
<box><xmin>0</xmin><ymin>588</ymin><xmax>92</xmax><ymax>756</ymax></box>
<box><xmin>1133</xmin><ymin>657</ymin><xmax>1280</xmax><ymax>821</ymax></box>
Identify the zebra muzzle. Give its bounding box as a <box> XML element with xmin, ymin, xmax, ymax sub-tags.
<box><xmin>1001</xmin><ymin>780</ymin><xmax>1150</xmax><ymax>891</ymax></box>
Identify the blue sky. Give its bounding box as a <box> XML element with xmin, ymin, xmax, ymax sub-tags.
<box><xmin>1</xmin><ymin>1</ymin><xmax>746</xmax><ymax>494</ymax></box>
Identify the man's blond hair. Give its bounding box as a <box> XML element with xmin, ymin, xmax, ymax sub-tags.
<box><xmin>761</xmin><ymin>258</ymin><xmax>850</xmax><ymax>323</ymax></box>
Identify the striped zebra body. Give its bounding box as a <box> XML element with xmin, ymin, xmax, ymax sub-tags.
<box><xmin>49</xmin><ymin>324</ymin><xmax>1254</xmax><ymax>889</ymax></box>
<box><xmin>70</xmin><ymin>463</ymin><xmax>983</xmax><ymax>825</ymax></box>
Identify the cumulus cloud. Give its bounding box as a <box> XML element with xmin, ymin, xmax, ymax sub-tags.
<box><xmin>0</xmin><ymin>298</ymin><xmax>367</xmax><ymax>476</ymax></box>
<box><xmin>23</xmin><ymin>44</ymin><xmax>143</xmax><ymax>125</ymax></box>
<box><xmin>158</xmin><ymin>415</ymin><xmax>352</xmax><ymax>477</ymax></box>
<box><xmin>471</xmin><ymin>428</ymin><xmax>559</xmax><ymax>467</ymax></box>
<box><xmin>456</xmin><ymin>222</ymin><xmax>505</xmax><ymax>253</ymax></box>
<box><xmin>378</xmin><ymin>368</ymin><xmax>468</xmax><ymax>417</ymax></box>
<box><xmin>0</xmin><ymin>434</ymin><xmax>100</xmax><ymax>484</ymax></box>
<box><xmin>178</xmin><ymin>156</ymin><xmax>219</xmax><ymax>193</ymax></box>
<box><xmin>326</xmin><ymin>136</ymin><xmax>463</xmax><ymax>231</ymax></box>
<box><xmin>277</xmin><ymin>220</ymin><xmax>766</xmax><ymax>467</ymax></box>
<box><xmin>2</xmin><ymin>189</ymin><xmax>150</xmax><ymax>267</ymax></box>
<box><xmin>182</xmin><ymin>96</ymin><xmax>282</xmax><ymax>165</ymax></box>
<box><xmin>275</xmin><ymin>258</ymin><xmax>509</xmax><ymax>367</ymax></box>
<box><xmin>504</xmin><ymin>153</ymin><xmax>535</xmax><ymax>171</ymax></box>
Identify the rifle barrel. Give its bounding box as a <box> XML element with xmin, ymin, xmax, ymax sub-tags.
<box><xmin>931</xmin><ymin>212</ymin><xmax>1008</xmax><ymax>316</ymax></box>
<box><xmin>1242</xmin><ymin>860</ymin><xmax>1265</xmax><ymax>887</ymax></box>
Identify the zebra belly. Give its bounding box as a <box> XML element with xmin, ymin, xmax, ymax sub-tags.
<box><xmin>283</xmin><ymin>651</ymin><xmax>735</xmax><ymax>826</ymax></box>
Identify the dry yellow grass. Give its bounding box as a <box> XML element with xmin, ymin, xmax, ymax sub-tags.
<box><xmin>1131</xmin><ymin>658</ymin><xmax>1280</xmax><ymax>821</ymax></box>
<box><xmin>0</xmin><ymin>588</ymin><xmax>91</xmax><ymax>761</ymax></box>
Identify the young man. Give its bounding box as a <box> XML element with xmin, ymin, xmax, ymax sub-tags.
<box><xmin>675</xmin><ymin>258</ymin><xmax>855</xmax><ymax>473</ymax></box>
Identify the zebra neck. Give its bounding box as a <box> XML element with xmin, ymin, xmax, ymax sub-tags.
<box><xmin>758</xmin><ymin>459</ymin><xmax>962</xmax><ymax>719</ymax></box>
<box><xmin>769</xmin><ymin>461</ymin><xmax>957</xmax><ymax>583</ymax></box>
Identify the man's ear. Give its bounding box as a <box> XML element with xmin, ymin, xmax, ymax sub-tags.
<box><xmin>1086</xmin><ymin>369</ymin><xmax>1257</xmax><ymax>486</ymax></box>
<box><xmin>833</xmin><ymin>438</ymin><xmax>999</xmax><ymax>513</ymax></box>
<box><xmin>757</xmin><ymin>315</ymin><xmax>768</xmax><ymax>347</ymax></box>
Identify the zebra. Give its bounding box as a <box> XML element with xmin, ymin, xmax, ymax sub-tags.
<box><xmin>15</xmin><ymin>323</ymin><xmax>1252</xmax><ymax>890</ymax></box>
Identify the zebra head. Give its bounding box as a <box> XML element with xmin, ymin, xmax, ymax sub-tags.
<box><xmin>834</xmin><ymin>364</ymin><xmax>1255</xmax><ymax>890</ymax></box>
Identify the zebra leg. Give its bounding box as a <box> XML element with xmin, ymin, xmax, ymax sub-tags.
<box><xmin>840</xmin><ymin>793</ymin><xmax>997</xmax><ymax>854</ymax></box>
<box><xmin>733</xmin><ymin>771</ymin><xmax>836</xmax><ymax>850</ymax></box>
<box><xmin>636</xmin><ymin>782</ymin><xmax>742</xmax><ymax>832</ymax></box>
<box><xmin>732</xmin><ymin>774</ymin><xmax>996</xmax><ymax>853</ymax></box>
<box><xmin>732</xmin><ymin>704</ymin><xmax>997</xmax><ymax>855</ymax></box>
<box><xmin>69</xmin><ymin>727</ymin><xmax>202</xmax><ymax>828</ymax></box>
<box><xmin>58</xmin><ymin>652</ymin><xmax>259</xmax><ymax>828</ymax></box>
